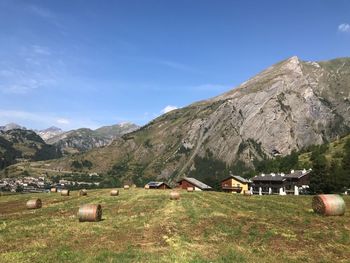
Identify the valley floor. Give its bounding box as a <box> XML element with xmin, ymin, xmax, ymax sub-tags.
<box><xmin>0</xmin><ymin>189</ymin><xmax>349</xmax><ymax>262</ymax></box>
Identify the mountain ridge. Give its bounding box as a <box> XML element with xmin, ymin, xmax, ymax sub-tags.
<box><xmin>5</xmin><ymin>56</ymin><xmax>350</xmax><ymax>183</ymax></box>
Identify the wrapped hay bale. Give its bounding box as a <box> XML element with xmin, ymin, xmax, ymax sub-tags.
<box><xmin>50</xmin><ymin>187</ymin><xmax>57</xmax><ymax>193</ymax></box>
<box><xmin>144</xmin><ymin>184</ymin><xmax>150</xmax><ymax>189</ymax></box>
<box><xmin>110</xmin><ymin>189</ymin><xmax>119</xmax><ymax>196</ymax></box>
<box><xmin>312</xmin><ymin>194</ymin><xmax>346</xmax><ymax>216</ymax></box>
<box><xmin>61</xmin><ymin>189</ymin><xmax>70</xmax><ymax>196</ymax></box>
<box><xmin>78</xmin><ymin>189</ymin><xmax>87</xmax><ymax>196</ymax></box>
<box><xmin>124</xmin><ymin>185</ymin><xmax>130</xmax><ymax>190</ymax></box>
<box><xmin>187</xmin><ymin>187</ymin><xmax>194</xmax><ymax>192</ymax></box>
<box><xmin>78</xmin><ymin>204</ymin><xmax>102</xmax><ymax>222</ymax></box>
<box><xmin>170</xmin><ymin>191</ymin><xmax>180</xmax><ymax>200</ymax></box>
<box><xmin>26</xmin><ymin>198</ymin><xmax>42</xmax><ymax>209</ymax></box>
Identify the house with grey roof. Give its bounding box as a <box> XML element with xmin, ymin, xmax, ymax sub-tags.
<box><xmin>251</xmin><ymin>169</ymin><xmax>311</xmax><ymax>195</ymax></box>
<box><xmin>177</xmin><ymin>177</ymin><xmax>213</xmax><ymax>191</ymax></box>
<box><xmin>221</xmin><ymin>174</ymin><xmax>251</xmax><ymax>194</ymax></box>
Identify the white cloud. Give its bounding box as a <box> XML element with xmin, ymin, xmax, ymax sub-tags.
<box><xmin>29</xmin><ymin>5</ymin><xmax>55</xmax><ymax>19</ymax></box>
<box><xmin>56</xmin><ymin>118</ymin><xmax>70</xmax><ymax>125</ymax></box>
<box><xmin>156</xmin><ymin>60</ymin><xmax>200</xmax><ymax>73</ymax></box>
<box><xmin>338</xmin><ymin>23</ymin><xmax>350</xmax><ymax>33</ymax></box>
<box><xmin>161</xmin><ymin>105</ymin><xmax>178</xmax><ymax>114</ymax></box>
<box><xmin>32</xmin><ymin>45</ymin><xmax>51</xmax><ymax>56</ymax></box>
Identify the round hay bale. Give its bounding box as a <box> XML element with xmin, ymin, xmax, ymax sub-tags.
<box><xmin>61</xmin><ymin>189</ymin><xmax>70</xmax><ymax>196</ymax></box>
<box><xmin>50</xmin><ymin>187</ymin><xmax>57</xmax><ymax>193</ymax></box>
<box><xmin>110</xmin><ymin>189</ymin><xmax>119</xmax><ymax>196</ymax></box>
<box><xmin>132</xmin><ymin>184</ymin><xmax>137</xmax><ymax>188</ymax></box>
<box><xmin>187</xmin><ymin>187</ymin><xmax>194</xmax><ymax>192</ymax></box>
<box><xmin>312</xmin><ymin>194</ymin><xmax>346</xmax><ymax>216</ymax></box>
<box><xmin>26</xmin><ymin>198</ymin><xmax>42</xmax><ymax>209</ymax></box>
<box><xmin>243</xmin><ymin>190</ymin><xmax>252</xmax><ymax>196</ymax></box>
<box><xmin>78</xmin><ymin>204</ymin><xmax>102</xmax><ymax>222</ymax></box>
<box><xmin>144</xmin><ymin>184</ymin><xmax>150</xmax><ymax>189</ymax></box>
<box><xmin>78</xmin><ymin>189</ymin><xmax>87</xmax><ymax>196</ymax></box>
<box><xmin>170</xmin><ymin>191</ymin><xmax>180</xmax><ymax>200</ymax></box>
<box><xmin>124</xmin><ymin>185</ymin><xmax>130</xmax><ymax>190</ymax></box>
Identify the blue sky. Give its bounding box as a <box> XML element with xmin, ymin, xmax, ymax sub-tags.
<box><xmin>0</xmin><ymin>0</ymin><xmax>349</xmax><ymax>130</ymax></box>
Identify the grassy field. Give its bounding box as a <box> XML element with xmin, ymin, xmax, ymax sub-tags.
<box><xmin>0</xmin><ymin>189</ymin><xmax>349</xmax><ymax>263</ymax></box>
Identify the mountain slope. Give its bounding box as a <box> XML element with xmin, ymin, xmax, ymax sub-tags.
<box><xmin>47</xmin><ymin>123</ymin><xmax>139</xmax><ymax>154</ymax></box>
<box><xmin>37</xmin><ymin>126</ymin><xmax>64</xmax><ymax>141</ymax></box>
<box><xmin>0</xmin><ymin>129</ymin><xmax>62</xmax><ymax>169</ymax></box>
<box><xmin>43</xmin><ymin>57</ymin><xmax>350</xmax><ymax>181</ymax></box>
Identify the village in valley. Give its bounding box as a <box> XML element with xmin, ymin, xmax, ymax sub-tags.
<box><xmin>0</xmin><ymin>168</ymin><xmax>317</xmax><ymax>196</ymax></box>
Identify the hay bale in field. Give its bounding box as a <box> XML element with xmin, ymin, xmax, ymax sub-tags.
<box><xmin>110</xmin><ymin>189</ymin><xmax>119</xmax><ymax>196</ymax></box>
<box><xmin>144</xmin><ymin>184</ymin><xmax>150</xmax><ymax>189</ymax></box>
<box><xmin>124</xmin><ymin>185</ymin><xmax>130</xmax><ymax>190</ymax></box>
<box><xmin>187</xmin><ymin>187</ymin><xmax>194</xmax><ymax>192</ymax></box>
<box><xmin>132</xmin><ymin>184</ymin><xmax>137</xmax><ymax>188</ymax></box>
<box><xmin>243</xmin><ymin>190</ymin><xmax>252</xmax><ymax>196</ymax></box>
<box><xmin>78</xmin><ymin>204</ymin><xmax>102</xmax><ymax>222</ymax></box>
<box><xmin>50</xmin><ymin>187</ymin><xmax>57</xmax><ymax>193</ymax></box>
<box><xmin>26</xmin><ymin>198</ymin><xmax>42</xmax><ymax>209</ymax></box>
<box><xmin>61</xmin><ymin>189</ymin><xmax>70</xmax><ymax>196</ymax></box>
<box><xmin>312</xmin><ymin>194</ymin><xmax>346</xmax><ymax>216</ymax></box>
<box><xmin>170</xmin><ymin>191</ymin><xmax>180</xmax><ymax>200</ymax></box>
<box><xmin>78</xmin><ymin>189</ymin><xmax>87</xmax><ymax>196</ymax></box>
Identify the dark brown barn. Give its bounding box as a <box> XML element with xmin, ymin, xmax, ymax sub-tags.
<box><xmin>145</xmin><ymin>181</ymin><xmax>171</xmax><ymax>189</ymax></box>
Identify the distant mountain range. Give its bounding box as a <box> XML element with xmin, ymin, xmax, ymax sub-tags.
<box><xmin>0</xmin><ymin>123</ymin><xmax>26</xmax><ymax>131</ymax></box>
<box><xmin>36</xmin><ymin>126</ymin><xmax>63</xmax><ymax>141</ymax></box>
<box><xmin>46</xmin><ymin>123</ymin><xmax>139</xmax><ymax>154</ymax></box>
<box><xmin>0</xmin><ymin>122</ymin><xmax>139</xmax><ymax>169</ymax></box>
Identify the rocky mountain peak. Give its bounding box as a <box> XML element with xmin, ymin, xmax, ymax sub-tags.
<box><xmin>0</xmin><ymin>123</ymin><xmax>26</xmax><ymax>131</ymax></box>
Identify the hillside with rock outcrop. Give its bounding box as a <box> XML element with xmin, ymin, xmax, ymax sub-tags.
<box><xmin>21</xmin><ymin>57</ymin><xmax>350</xmax><ymax>182</ymax></box>
<box><xmin>0</xmin><ymin>129</ymin><xmax>62</xmax><ymax>170</ymax></box>
<box><xmin>47</xmin><ymin>123</ymin><xmax>139</xmax><ymax>154</ymax></box>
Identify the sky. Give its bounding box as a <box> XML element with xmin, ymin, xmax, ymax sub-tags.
<box><xmin>0</xmin><ymin>0</ymin><xmax>349</xmax><ymax>130</ymax></box>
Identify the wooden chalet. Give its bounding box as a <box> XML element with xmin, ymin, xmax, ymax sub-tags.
<box><xmin>177</xmin><ymin>177</ymin><xmax>212</xmax><ymax>191</ymax></box>
<box><xmin>251</xmin><ymin>169</ymin><xmax>311</xmax><ymax>195</ymax></box>
<box><xmin>221</xmin><ymin>175</ymin><xmax>251</xmax><ymax>194</ymax></box>
<box><xmin>144</xmin><ymin>181</ymin><xmax>171</xmax><ymax>189</ymax></box>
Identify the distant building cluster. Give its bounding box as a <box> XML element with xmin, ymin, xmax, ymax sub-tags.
<box><xmin>0</xmin><ymin>174</ymin><xmax>100</xmax><ymax>193</ymax></box>
<box><xmin>0</xmin><ymin>176</ymin><xmax>48</xmax><ymax>193</ymax></box>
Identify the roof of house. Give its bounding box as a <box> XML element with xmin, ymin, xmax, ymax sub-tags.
<box><xmin>221</xmin><ymin>175</ymin><xmax>251</xmax><ymax>184</ymax></box>
<box><xmin>146</xmin><ymin>181</ymin><xmax>169</xmax><ymax>187</ymax></box>
<box><xmin>178</xmin><ymin>177</ymin><xmax>212</xmax><ymax>190</ymax></box>
<box><xmin>252</xmin><ymin>169</ymin><xmax>311</xmax><ymax>182</ymax></box>
<box><xmin>252</xmin><ymin>173</ymin><xmax>286</xmax><ymax>182</ymax></box>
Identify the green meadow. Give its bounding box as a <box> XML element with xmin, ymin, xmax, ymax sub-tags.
<box><xmin>0</xmin><ymin>189</ymin><xmax>349</xmax><ymax>263</ymax></box>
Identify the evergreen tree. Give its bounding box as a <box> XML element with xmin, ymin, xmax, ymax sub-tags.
<box><xmin>309</xmin><ymin>151</ymin><xmax>329</xmax><ymax>193</ymax></box>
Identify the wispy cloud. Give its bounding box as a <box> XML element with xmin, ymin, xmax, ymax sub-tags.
<box><xmin>32</xmin><ymin>45</ymin><xmax>51</xmax><ymax>55</ymax></box>
<box><xmin>0</xmin><ymin>68</ymin><xmax>56</xmax><ymax>94</ymax></box>
<box><xmin>28</xmin><ymin>5</ymin><xmax>55</xmax><ymax>19</ymax></box>
<box><xmin>155</xmin><ymin>59</ymin><xmax>201</xmax><ymax>74</ymax></box>
<box><xmin>0</xmin><ymin>45</ymin><xmax>59</xmax><ymax>94</ymax></box>
<box><xmin>338</xmin><ymin>23</ymin><xmax>350</xmax><ymax>33</ymax></box>
<box><xmin>56</xmin><ymin>118</ymin><xmax>70</xmax><ymax>125</ymax></box>
<box><xmin>161</xmin><ymin>105</ymin><xmax>178</xmax><ymax>114</ymax></box>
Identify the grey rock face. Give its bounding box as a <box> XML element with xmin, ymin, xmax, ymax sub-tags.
<box><xmin>47</xmin><ymin>123</ymin><xmax>139</xmax><ymax>154</ymax></box>
<box><xmin>50</xmin><ymin>57</ymin><xmax>350</xmax><ymax>178</ymax></box>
